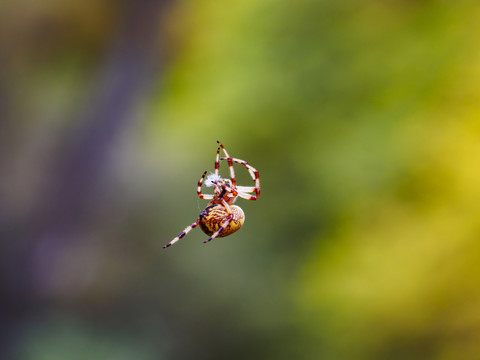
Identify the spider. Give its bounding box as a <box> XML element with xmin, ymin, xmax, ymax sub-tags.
<box><xmin>163</xmin><ymin>141</ymin><xmax>260</xmax><ymax>248</ymax></box>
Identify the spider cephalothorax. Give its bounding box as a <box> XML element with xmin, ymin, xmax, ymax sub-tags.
<box><xmin>163</xmin><ymin>141</ymin><xmax>260</xmax><ymax>248</ymax></box>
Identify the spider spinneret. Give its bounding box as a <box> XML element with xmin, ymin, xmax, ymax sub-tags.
<box><xmin>163</xmin><ymin>141</ymin><xmax>260</xmax><ymax>248</ymax></box>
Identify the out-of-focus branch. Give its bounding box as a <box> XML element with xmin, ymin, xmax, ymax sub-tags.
<box><xmin>0</xmin><ymin>0</ymin><xmax>173</xmax><ymax>357</ymax></box>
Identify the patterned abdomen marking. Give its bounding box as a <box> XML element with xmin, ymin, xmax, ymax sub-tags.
<box><xmin>199</xmin><ymin>204</ymin><xmax>245</xmax><ymax>237</ymax></box>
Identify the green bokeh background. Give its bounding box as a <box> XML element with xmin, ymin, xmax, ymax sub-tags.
<box><xmin>2</xmin><ymin>0</ymin><xmax>480</xmax><ymax>359</ymax></box>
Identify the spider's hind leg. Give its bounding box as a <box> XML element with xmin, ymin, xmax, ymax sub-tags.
<box><xmin>163</xmin><ymin>219</ymin><xmax>200</xmax><ymax>248</ymax></box>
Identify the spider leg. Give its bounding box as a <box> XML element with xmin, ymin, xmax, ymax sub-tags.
<box><xmin>220</xmin><ymin>157</ymin><xmax>260</xmax><ymax>199</ymax></box>
<box><xmin>237</xmin><ymin>191</ymin><xmax>258</xmax><ymax>201</ymax></box>
<box><xmin>203</xmin><ymin>214</ymin><xmax>234</xmax><ymax>244</ymax></box>
<box><xmin>163</xmin><ymin>218</ymin><xmax>200</xmax><ymax>248</ymax></box>
<box><xmin>221</xmin><ymin>198</ymin><xmax>232</xmax><ymax>213</ymax></box>
<box><xmin>213</xmin><ymin>147</ymin><xmax>224</xmax><ymax>194</ymax></box>
<box><xmin>203</xmin><ymin>199</ymin><xmax>233</xmax><ymax>244</ymax></box>
<box><xmin>197</xmin><ymin>170</ymin><xmax>215</xmax><ymax>199</ymax></box>
<box><xmin>236</xmin><ymin>186</ymin><xmax>257</xmax><ymax>193</ymax></box>
<box><xmin>214</xmin><ymin>146</ymin><xmax>220</xmax><ymax>176</ymax></box>
<box><xmin>217</xmin><ymin>140</ymin><xmax>231</xmax><ymax>158</ymax></box>
<box><xmin>236</xmin><ymin>186</ymin><xmax>258</xmax><ymax>200</ymax></box>
<box><xmin>218</xmin><ymin>183</ymin><xmax>238</xmax><ymax>198</ymax></box>
<box><xmin>217</xmin><ymin>141</ymin><xmax>236</xmax><ymax>186</ymax></box>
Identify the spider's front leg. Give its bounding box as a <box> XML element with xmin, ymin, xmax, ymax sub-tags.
<box><xmin>197</xmin><ymin>170</ymin><xmax>218</xmax><ymax>199</ymax></box>
<box><xmin>220</xmin><ymin>157</ymin><xmax>260</xmax><ymax>200</ymax></box>
<box><xmin>163</xmin><ymin>219</ymin><xmax>200</xmax><ymax>248</ymax></box>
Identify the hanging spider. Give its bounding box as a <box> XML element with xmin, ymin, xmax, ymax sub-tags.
<box><xmin>163</xmin><ymin>141</ymin><xmax>260</xmax><ymax>248</ymax></box>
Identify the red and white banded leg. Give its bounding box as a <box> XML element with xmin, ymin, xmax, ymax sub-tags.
<box><xmin>214</xmin><ymin>146</ymin><xmax>220</xmax><ymax>176</ymax></box>
<box><xmin>163</xmin><ymin>219</ymin><xmax>200</xmax><ymax>248</ymax></box>
<box><xmin>197</xmin><ymin>171</ymin><xmax>216</xmax><ymax>199</ymax></box>
<box><xmin>220</xmin><ymin>157</ymin><xmax>260</xmax><ymax>200</ymax></box>
<box><xmin>217</xmin><ymin>141</ymin><xmax>236</xmax><ymax>186</ymax></box>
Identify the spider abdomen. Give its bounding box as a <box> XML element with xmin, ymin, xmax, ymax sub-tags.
<box><xmin>199</xmin><ymin>204</ymin><xmax>245</xmax><ymax>237</ymax></box>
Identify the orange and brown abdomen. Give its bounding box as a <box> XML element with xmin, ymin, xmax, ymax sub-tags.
<box><xmin>199</xmin><ymin>204</ymin><xmax>245</xmax><ymax>237</ymax></box>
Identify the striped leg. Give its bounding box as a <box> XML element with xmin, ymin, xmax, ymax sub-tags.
<box><xmin>218</xmin><ymin>183</ymin><xmax>237</xmax><ymax>198</ymax></box>
<box><xmin>203</xmin><ymin>215</ymin><xmax>234</xmax><ymax>244</ymax></box>
<box><xmin>203</xmin><ymin>199</ymin><xmax>233</xmax><ymax>244</ymax></box>
<box><xmin>237</xmin><ymin>192</ymin><xmax>257</xmax><ymax>200</ymax></box>
<box><xmin>197</xmin><ymin>171</ymin><xmax>215</xmax><ymax>200</ymax></box>
<box><xmin>217</xmin><ymin>141</ymin><xmax>236</xmax><ymax>186</ymax></box>
<box><xmin>214</xmin><ymin>146</ymin><xmax>220</xmax><ymax>176</ymax></box>
<box><xmin>236</xmin><ymin>186</ymin><xmax>257</xmax><ymax>192</ymax></box>
<box><xmin>213</xmin><ymin>146</ymin><xmax>228</xmax><ymax>191</ymax></box>
<box><xmin>163</xmin><ymin>219</ymin><xmax>200</xmax><ymax>248</ymax></box>
<box><xmin>220</xmin><ymin>157</ymin><xmax>260</xmax><ymax>200</ymax></box>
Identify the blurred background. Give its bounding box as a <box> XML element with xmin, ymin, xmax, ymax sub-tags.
<box><xmin>1</xmin><ymin>0</ymin><xmax>480</xmax><ymax>359</ymax></box>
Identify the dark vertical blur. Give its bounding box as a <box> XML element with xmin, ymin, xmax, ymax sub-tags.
<box><xmin>0</xmin><ymin>1</ymin><xmax>172</xmax><ymax>358</ymax></box>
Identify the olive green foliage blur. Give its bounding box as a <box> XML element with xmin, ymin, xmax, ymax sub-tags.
<box><xmin>2</xmin><ymin>0</ymin><xmax>480</xmax><ymax>359</ymax></box>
